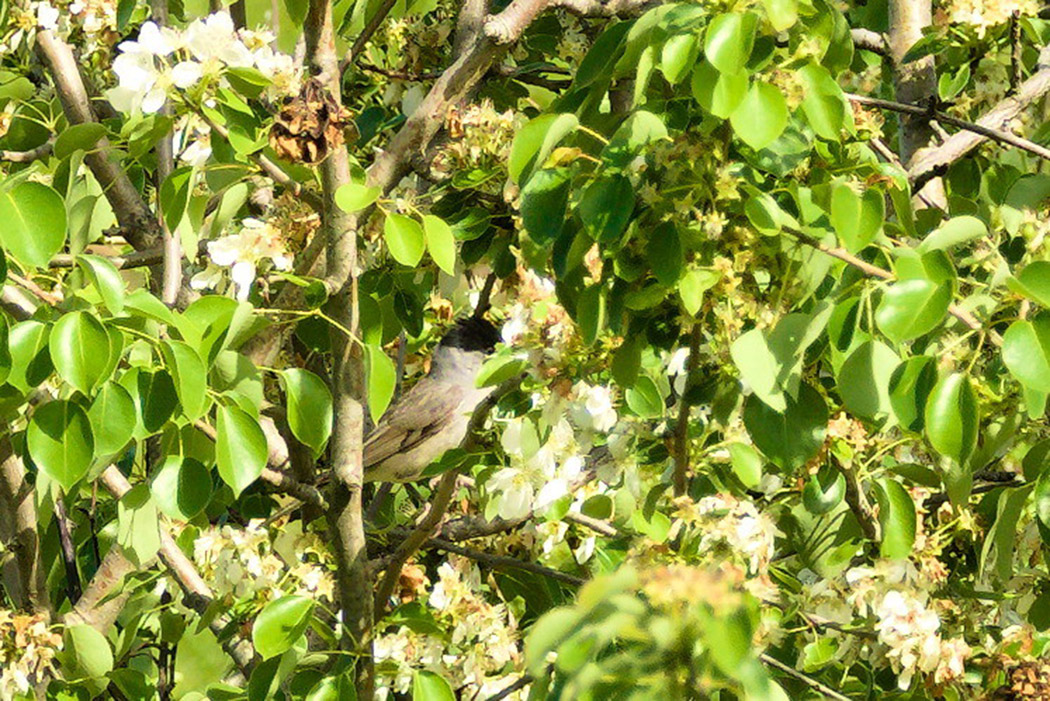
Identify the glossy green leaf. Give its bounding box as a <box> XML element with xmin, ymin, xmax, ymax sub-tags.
<box><xmin>159</xmin><ymin>166</ymin><xmax>195</xmax><ymax>233</ymax></box>
<box><xmin>87</xmin><ymin>381</ymin><xmax>136</xmax><ymax>457</ymax></box>
<box><xmin>253</xmin><ymin>595</ymin><xmax>315</xmax><ymax>659</ymax></box>
<box><xmin>625</xmin><ymin>375</ymin><xmax>663</xmax><ymax>418</ymax></box>
<box><xmin>728</xmin><ymin>442</ymin><xmax>762</xmax><ymax>488</ymax></box>
<box><xmin>873</xmin><ymin>478</ymin><xmax>916</xmax><ymax>559</ymax></box>
<box><xmin>384</xmin><ymin>213</ymin><xmax>425</xmax><ymax>267</ymax></box>
<box><xmin>1009</xmin><ymin>261</ymin><xmax>1050</xmax><ymax>308</ymax></box>
<box><xmin>280</xmin><ymin>368</ymin><xmax>333</xmax><ymax>456</ymax></box>
<box><xmin>731</xmin><ymin>328</ymin><xmax>784</xmax><ymax>411</ymax></box>
<box><xmin>27</xmin><ymin>400</ymin><xmax>94</xmax><ymax>492</ymax></box>
<box><xmin>422</xmin><ymin>215</ymin><xmax>456</xmax><ymax>276</ymax></box>
<box><xmin>924</xmin><ymin>372</ymin><xmax>978</xmax><ymax>464</ymax></box>
<box><xmin>918</xmin><ymin>215</ymin><xmax>987</xmax><ymax>252</ymax></box>
<box><xmin>367</xmin><ymin>344</ymin><xmax>396</xmax><ymax>424</ymax></box>
<box><xmin>601</xmin><ymin>111</ymin><xmax>668</xmax><ymax>168</ymax></box>
<box><xmin>1002</xmin><ymin>319</ymin><xmax>1050</xmax><ymax>393</ymax></box>
<box><xmin>837</xmin><ymin>341</ymin><xmax>898</xmax><ymax>420</ymax></box>
<box><xmin>334</xmin><ymin>182</ymin><xmax>380</xmax><ymax>213</ymax></box>
<box><xmin>743</xmin><ymin>383</ymin><xmax>827</xmax><ymax>470</ymax></box>
<box><xmin>412</xmin><ymin>671</ymin><xmax>456</xmax><ymax>701</ymax></box>
<box><xmin>151</xmin><ymin>455</ymin><xmax>212</xmax><ymax>520</ymax></box>
<box><xmin>691</xmin><ymin>60</ymin><xmax>748</xmax><ymax>119</ymax></box>
<box><xmin>61</xmin><ymin>625</ymin><xmax>113</xmax><ymax>680</ymax></box>
<box><xmin>508</xmin><ymin>113</ymin><xmax>579</xmax><ymax>185</ymax></box>
<box><xmin>745</xmin><ymin>191</ymin><xmax>799</xmax><ymax>235</ymax></box>
<box><xmin>799</xmin><ymin>63</ymin><xmax>848</xmax><ymax>141</ymax></box>
<box><xmin>7</xmin><ymin>320</ymin><xmax>52</xmax><ymax>393</ymax></box>
<box><xmin>678</xmin><ymin>267</ymin><xmax>720</xmax><ymax>316</ymax></box>
<box><xmin>578</xmin><ymin>175</ymin><xmax>634</xmax><ymax>243</ymax></box>
<box><xmin>729</xmin><ymin>82</ymin><xmax>788</xmax><ymax>150</ymax></box>
<box><xmin>830</xmin><ymin>182</ymin><xmax>883</xmax><ymax>253</ymax></box>
<box><xmin>661</xmin><ymin>32</ymin><xmax>700</xmax><ymax>85</ymax></box>
<box><xmin>875</xmin><ymin>279</ymin><xmax>951</xmax><ymax>343</ymax></box>
<box><xmin>215</xmin><ymin>404</ymin><xmax>267</xmax><ymax>496</ymax></box>
<box><xmin>576</xmin><ymin>284</ymin><xmax>605</xmax><ymax>344</ymax></box>
<box><xmin>521</xmin><ymin>168</ymin><xmax>570</xmax><ymax>244</ymax></box>
<box><xmin>54</xmin><ymin>123</ymin><xmax>106</xmax><ymax>159</ymax></box>
<box><xmin>49</xmin><ymin>311</ymin><xmax>111</xmax><ymax>395</ymax></box>
<box><xmin>122</xmin><ymin>369</ymin><xmax>179</xmax><ymax>439</ymax></box>
<box><xmin>0</xmin><ymin>181</ymin><xmax>67</xmax><ymax>268</ymax></box>
<box><xmin>76</xmin><ymin>254</ymin><xmax>126</xmax><ymax>314</ymax></box>
<box><xmin>162</xmin><ymin>340</ymin><xmax>209</xmax><ymax>421</ymax></box>
<box><xmin>802</xmin><ymin>467</ymin><xmax>845</xmax><ymax>514</ymax></box>
<box><xmin>475</xmin><ymin>352</ymin><xmax>528</xmax><ymax>388</ymax></box>
<box><xmin>761</xmin><ymin>0</ymin><xmax>797</xmax><ymax>30</ymax></box>
<box><xmin>704</xmin><ymin>12</ymin><xmax>758</xmax><ymax>75</ymax></box>
<box><xmin>116</xmin><ymin>484</ymin><xmax>161</xmax><ymax>566</ymax></box>
<box><xmin>888</xmin><ymin>356</ymin><xmax>938</xmax><ymax>431</ymax></box>
<box><xmin>980</xmin><ymin>485</ymin><xmax>1032</xmax><ymax>585</ymax></box>
<box><xmin>646</xmin><ymin>222</ymin><xmax>682</xmax><ymax>286</ymax></box>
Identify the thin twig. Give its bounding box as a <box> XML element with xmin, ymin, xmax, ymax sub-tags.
<box><xmin>0</xmin><ymin>139</ymin><xmax>54</xmax><ymax>163</ymax></box>
<box><xmin>834</xmin><ymin>460</ymin><xmax>880</xmax><ymax>542</ymax></box>
<box><xmin>1010</xmin><ymin>11</ymin><xmax>1023</xmax><ymax>94</ymax></box>
<box><xmin>55</xmin><ymin>498</ymin><xmax>83</xmax><ymax>605</ymax></box>
<box><xmin>7</xmin><ymin>272</ymin><xmax>62</xmax><ymax>306</ymax></box>
<box><xmin>347</xmin><ymin>0</ymin><xmax>400</xmax><ymax>65</ymax></box>
<box><xmin>484</xmin><ymin>674</ymin><xmax>534</xmax><ymax>701</ymax></box>
<box><xmin>672</xmin><ymin>323</ymin><xmax>702</xmax><ymax>497</ymax></box>
<box><xmin>428</xmin><ymin>536</ymin><xmax>586</xmax><ymax>585</ymax></box>
<box><xmin>759</xmin><ymin>653</ymin><xmax>851</xmax><ymax>701</ymax></box>
<box><xmin>850</xmin><ymin>28</ymin><xmax>889</xmax><ymax>56</ymax></box>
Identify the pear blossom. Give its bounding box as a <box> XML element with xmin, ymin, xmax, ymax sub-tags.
<box><xmin>487</xmin><ymin>467</ymin><xmax>534</xmax><ymax>520</ymax></box>
<box><xmin>193</xmin><ymin>218</ymin><xmax>292</xmax><ymax>301</ymax></box>
<box><xmin>35</xmin><ymin>1</ymin><xmax>60</xmax><ymax>30</ymax></box>
<box><xmin>571</xmin><ymin>383</ymin><xmax>618</xmax><ymax>432</ymax></box>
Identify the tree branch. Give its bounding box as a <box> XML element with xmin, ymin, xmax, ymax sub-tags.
<box><xmin>427</xmin><ymin>536</ymin><xmax>586</xmax><ymax>585</ymax></box>
<box><xmin>672</xmin><ymin>322</ymin><xmax>701</xmax><ymax>497</ymax></box>
<box><xmin>54</xmin><ymin>498</ymin><xmax>83</xmax><ymax>605</ymax></box>
<box><xmin>0</xmin><ymin>437</ymin><xmax>48</xmax><ymax>614</ymax></box>
<box><xmin>850</xmin><ymin>28</ymin><xmax>889</xmax><ymax>55</ymax></box>
<box><xmin>759</xmin><ymin>654</ymin><xmax>851</xmax><ymax>701</ymax></box>
<box><xmin>0</xmin><ymin>139</ymin><xmax>54</xmax><ymax>163</ymax></box>
<box><xmin>34</xmin><ymin>30</ymin><xmax>160</xmax><ymax>252</ymax></box>
<box><xmin>64</xmin><ymin>547</ymin><xmax>135</xmax><ymax>633</ymax></box>
<box><xmin>151</xmin><ymin>0</ymin><xmax>183</xmax><ymax>307</ymax></box>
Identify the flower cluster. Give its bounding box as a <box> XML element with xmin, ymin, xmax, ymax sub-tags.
<box><xmin>430</xmin><ymin>100</ymin><xmax>524</xmax><ymax>194</ymax></box>
<box><xmin>941</xmin><ymin>0</ymin><xmax>1040</xmax><ymax>36</ymax></box>
<box><xmin>191</xmin><ymin>519</ymin><xmax>335</xmax><ymax>603</ymax></box>
<box><xmin>191</xmin><ymin>217</ymin><xmax>293</xmax><ymax>301</ymax></box>
<box><xmin>0</xmin><ymin>610</ymin><xmax>62</xmax><ymax>698</ymax></box>
<box><xmin>374</xmin><ymin>555</ymin><xmax>525</xmax><ymax>700</ymax></box>
<box><xmin>109</xmin><ymin>11</ymin><xmax>299</xmax><ymax>114</ymax></box>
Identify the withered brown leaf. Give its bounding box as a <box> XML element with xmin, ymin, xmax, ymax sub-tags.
<box><xmin>269</xmin><ymin>78</ymin><xmax>357</xmax><ymax>166</ymax></box>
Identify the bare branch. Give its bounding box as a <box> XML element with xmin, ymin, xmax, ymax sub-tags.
<box><xmin>54</xmin><ymin>498</ymin><xmax>83</xmax><ymax>605</ymax></box>
<box><xmin>427</xmin><ymin>537</ymin><xmax>586</xmax><ymax>585</ymax></box>
<box><xmin>151</xmin><ymin>0</ymin><xmax>183</xmax><ymax>307</ymax></box>
<box><xmin>759</xmin><ymin>654</ymin><xmax>851</xmax><ymax>701</ymax></box>
<box><xmin>64</xmin><ymin>548</ymin><xmax>135</xmax><ymax>633</ymax></box>
<box><xmin>351</xmin><ymin>0</ymin><xmax>399</xmax><ymax>59</ymax></box>
<box><xmin>552</xmin><ymin>0</ymin><xmax>657</xmax><ymax>17</ymax></box>
<box><xmin>0</xmin><ymin>139</ymin><xmax>54</xmax><ymax>163</ymax></box>
<box><xmin>35</xmin><ymin>30</ymin><xmax>160</xmax><ymax>252</ymax></box>
<box><xmin>851</xmin><ymin>28</ymin><xmax>889</xmax><ymax>55</ymax></box>
<box><xmin>672</xmin><ymin>323</ymin><xmax>701</xmax><ymax>497</ymax></box>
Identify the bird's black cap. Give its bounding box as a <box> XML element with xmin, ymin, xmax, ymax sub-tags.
<box><xmin>439</xmin><ymin>316</ymin><xmax>501</xmax><ymax>353</ymax></box>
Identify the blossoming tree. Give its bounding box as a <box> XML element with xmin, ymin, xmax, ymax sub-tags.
<box><xmin>2</xmin><ymin>0</ymin><xmax>1050</xmax><ymax>697</ymax></box>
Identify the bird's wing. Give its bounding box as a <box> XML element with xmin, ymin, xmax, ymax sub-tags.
<box><xmin>363</xmin><ymin>380</ymin><xmax>466</xmax><ymax>468</ymax></box>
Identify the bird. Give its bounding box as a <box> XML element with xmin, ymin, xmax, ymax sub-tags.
<box><xmin>363</xmin><ymin>316</ymin><xmax>502</xmax><ymax>483</ymax></box>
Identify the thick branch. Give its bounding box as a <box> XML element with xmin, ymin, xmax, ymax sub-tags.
<box><xmin>151</xmin><ymin>0</ymin><xmax>183</xmax><ymax>307</ymax></box>
<box><xmin>0</xmin><ymin>437</ymin><xmax>48</xmax><ymax>614</ymax></box>
<box><xmin>552</xmin><ymin>0</ymin><xmax>656</xmax><ymax>17</ymax></box>
<box><xmin>64</xmin><ymin>547</ymin><xmax>135</xmax><ymax>633</ymax></box>
<box><xmin>851</xmin><ymin>28</ymin><xmax>889</xmax><ymax>56</ymax></box>
<box><xmin>35</xmin><ymin>31</ymin><xmax>160</xmax><ymax>251</ymax></box>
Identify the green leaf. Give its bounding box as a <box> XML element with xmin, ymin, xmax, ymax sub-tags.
<box><xmin>367</xmin><ymin>344</ymin><xmax>396</xmax><ymax>424</ymax></box>
<box><xmin>422</xmin><ymin>215</ymin><xmax>456</xmax><ymax>275</ymax></box>
<box><xmin>475</xmin><ymin>352</ymin><xmax>528</xmax><ymax>388</ymax></box>
<box><xmin>7</xmin><ymin>320</ymin><xmax>53</xmax><ymax>393</ymax></box>
<box><xmin>1035</xmin><ymin>470</ymin><xmax>1050</xmax><ymax>540</ymax></box>
<box><xmin>837</xmin><ymin>341</ymin><xmax>899</xmax><ymax>420</ymax></box>
<box><xmin>508</xmin><ymin>113</ymin><xmax>579</xmax><ymax>185</ymax></box>
<box><xmin>49</xmin><ymin>311</ymin><xmax>111</xmax><ymax>395</ymax></box>
<box><xmin>679</xmin><ymin>267</ymin><xmax>720</xmax><ymax>315</ymax></box>
<box><xmin>873</xmin><ymin>478</ymin><xmax>916</xmax><ymax>559</ymax></box>
<box><xmin>521</xmin><ymin>168</ymin><xmax>570</xmax><ymax>244</ymax></box>
<box><xmin>0</xmin><ymin>316</ymin><xmax>10</xmax><ymax>386</ymax></box>
<box><xmin>76</xmin><ymin>254</ymin><xmax>126</xmax><ymax>314</ymax></box>
<box><xmin>743</xmin><ymin>383</ymin><xmax>827</xmax><ymax>470</ymax></box>
<box><xmin>924</xmin><ymin>372</ymin><xmax>979</xmax><ymax>464</ymax></box>
<box><xmin>798</xmin><ymin>63</ymin><xmax>848</xmax><ymax>141</ymax></box>
<box><xmin>578</xmin><ymin>175</ymin><xmax>634</xmax><ymax>243</ymax></box>
<box><xmin>384</xmin><ymin>213</ymin><xmax>425</xmax><ymax>267</ymax></box>
<box><xmin>159</xmin><ymin>166</ymin><xmax>195</xmax><ymax>233</ymax></box>
<box><xmin>54</xmin><ymin>123</ymin><xmax>106</xmax><ymax>159</ymax></box>
<box><xmin>151</xmin><ymin>456</ymin><xmax>213</xmax><ymax>520</ymax></box>
<box><xmin>162</xmin><ymin>340</ymin><xmax>209</xmax><ymax>421</ymax></box>
<box><xmin>888</xmin><ymin>356</ymin><xmax>938</xmax><ymax>431</ymax></box>
<box><xmin>412</xmin><ymin>671</ymin><xmax>456</xmax><ymax>701</ymax></box>
<box><xmin>731</xmin><ymin>328</ymin><xmax>785</xmax><ymax>411</ymax></box>
<box><xmin>334</xmin><ymin>182</ymin><xmax>380</xmax><ymax>213</ymax></box>
<box><xmin>253</xmin><ymin>595</ymin><xmax>315</xmax><ymax>660</ymax></box>
<box><xmin>646</xmin><ymin>221</ymin><xmax>682</xmax><ymax>286</ymax></box>
<box><xmin>830</xmin><ymin>182</ymin><xmax>883</xmax><ymax>252</ymax></box>
<box><xmin>125</xmin><ymin>288</ymin><xmax>178</xmax><ymax>326</ymax></box>
<box><xmin>601</xmin><ymin>111</ymin><xmax>668</xmax><ymax>168</ymax></box>
<box><xmin>27</xmin><ymin>400</ymin><xmax>95</xmax><ymax>492</ymax></box>
<box><xmin>626</xmin><ymin>375</ymin><xmax>663</xmax><ymax>418</ymax></box>
<box><xmin>1009</xmin><ymin>261</ymin><xmax>1050</xmax><ymax>307</ymax></box>
<box><xmin>611</xmin><ymin>335</ymin><xmax>643</xmax><ymax>388</ymax></box>
<box><xmin>802</xmin><ymin>467</ymin><xmax>845</xmax><ymax>514</ymax></box>
<box><xmin>215</xmin><ymin>404</ymin><xmax>267</xmax><ymax>496</ymax></box>
<box><xmin>116</xmin><ymin>484</ymin><xmax>161</xmax><ymax>566</ymax></box>
<box><xmin>728</xmin><ymin>442</ymin><xmax>762</xmax><ymax>488</ymax></box>
<box><xmin>122</xmin><ymin>369</ymin><xmax>179</xmax><ymax>439</ymax></box>
<box><xmin>0</xmin><ymin>181</ymin><xmax>67</xmax><ymax>268</ymax></box>
<box><xmin>745</xmin><ymin>191</ymin><xmax>799</xmax><ymax>235</ymax></box>
<box><xmin>761</xmin><ymin>0</ymin><xmax>797</xmax><ymax>31</ymax></box>
<box><xmin>1002</xmin><ymin>319</ymin><xmax>1050</xmax><ymax>392</ymax></box>
<box><xmin>691</xmin><ymin>60</ymin><xmax>749</xmax><ymax>119</ymax></box>
<box><xmin>576</xmin><ymin>284</ymin><xmax>605</xmax><ymax>344</ymax></box>
<box><xmin>875</xmin><ymin>279</ymin><xmax>951</xmax><ymax>343</ymax></box>
<box><xmin>87</xmin><ymin>381</ymin><xmax>136</xmax><ymax>457</ymax></box>
<box><xmin>730</xmin><ymin>82</ymin><xmax>788</xmax><ymax>150</ymax></box>
<box><xmin>661</xmin><ymin>32</ymin><xmax>700</xmax><ymax>85</ymax></box>
<box><xmin>704</xmin><ymin>12</ymin><xmax>758</xmax><ymax>74</ymax></box>
<box><xmin>280</xmin><ymin>369</ymin><xmax>333</xmax><ymax>457</ymax></box>
<box><xmin>980</xmin><ymin>485</ymin><xmax>1033</xmax><ymax>585</ymax></box>
<box><xmin>61</xmin><ymin>624</ymin><xmax>113</xmax><ymax>680</ymax></box>
<box><xmin>918</xmin><ymin>215</ymin><xmax>987</xmax><ymax>252</ymax></box>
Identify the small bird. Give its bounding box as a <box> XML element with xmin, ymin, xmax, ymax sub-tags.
<box><xmin>363</xmin><ymin>316</ymin><xmax>502</xmax><ymax>483</ymax></box>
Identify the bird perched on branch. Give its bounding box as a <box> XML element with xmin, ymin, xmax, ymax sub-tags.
<box><xmin>363</xmin><ymin>316</ymin><xmax>502</xmax><ymax>483</ymax></box>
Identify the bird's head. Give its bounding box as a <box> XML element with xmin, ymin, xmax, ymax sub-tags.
<box><xmin>438</xmin><ymin>316</ymin><xmax>501</xmax><ymax>354</ymax></box>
